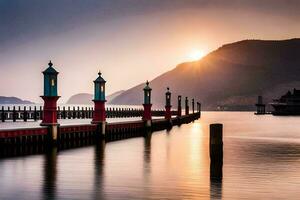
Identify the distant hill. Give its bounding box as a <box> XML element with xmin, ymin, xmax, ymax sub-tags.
<box><xmin>106</xmin><ymin>90</ymin><xmax>125</xmax><ymax>103</ymax></box>
<box><xmin>0</xmin><ymin>96</ymin><xmax>34</xmax><ymax>104</ymax></box>
<box><xmin>110</xmin><ymin>39</ymin><xmax>300</xmax><ymax>110</ymax></box>
<box><xmin>66</xmin><ymin>90</ymin><xmax>125</xmax><ymax>104</ymax></box>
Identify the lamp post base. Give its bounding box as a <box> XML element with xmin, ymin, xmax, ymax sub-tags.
<box><xmin>92</xmin><ymin>121</ymin><xmax>106</xmax><ymax>138</ymax></box>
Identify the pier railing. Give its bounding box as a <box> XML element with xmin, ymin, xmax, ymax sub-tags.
<box><xmin>0</xmin><ymin>106</ymin><xmax>179</xmax><ymax>122</ymax></box>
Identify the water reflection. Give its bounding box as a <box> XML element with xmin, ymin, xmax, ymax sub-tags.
<box><xmin>143</xmin><ymin>131</ymin><xmax>152</xmax><ymax>173</ymax></box>
<box><xmin>43</xmin><ymin>146</ymin><xmax>58</xmax><ymax>200</ymax></box>
<box><xmin>2</xmin><ymin>112</ymin><xmax>300</xmax><ymax>199</ymax></box>
<box><xmin>210</xmin><ymin>160</ymin><xmax>223</xmax><ymax>200</ymax></box>
<box><xmin>143</xmin><ymin>131</ymin><xmax>152</xmax><ymax>198</ymax></box>
<box><xmin>93</xmin><ymin>140</ymin><xmax>106</xmax><ymax>200</ymax></box>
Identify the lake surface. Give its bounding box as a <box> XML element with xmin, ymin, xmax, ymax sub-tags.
<box><xmin>1</xmin><ymin>112</ymin><xmax>300</xmax><ymax>199</ymax></box>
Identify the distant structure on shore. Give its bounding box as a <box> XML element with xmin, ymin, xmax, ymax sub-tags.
<box><xmin>270</xmin><ymin>89</ymin><xmax>300</xmax><ymax>115</ymax></box>
<box><xmin>255</xmin><ymin>96</ymin><xmax>266</xmax><ymax>115</ymax></box>
<box><xmin>255</xmin><ymin>88</ymin><xmax>300</xmax><ymax>116</ymax></box>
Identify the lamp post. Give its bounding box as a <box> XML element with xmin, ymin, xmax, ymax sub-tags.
<box><xmin>192</xmin><ymin>98</ymin><xmax>195</xmax><ymax>114</ymax></box>
<box><xmin>92</xmin><ymin>71</ymin><xmax>106</xmax><ymax>137</ymax></box>
<box><xmin>143</xmin><ymin>81</ymin><xmax>152</xmax><ymax>128</ymax></box>
<box><xmin>40</xmin><ymin>61</ymin><xmax>60</xmax><ymax>143</ymax></box>
<box><xmin>185</xmin><ymin>97</ymin><xmax>189</xmax><ymax>115</ymax></box>
<box><xmin>165</xmin><ymin>87</ymin><xmax>172</xmax><ymax>120</ymax></box>
<box><xmin>177</xmin><ymin>95</ymin><xmax>182</xmax><ymax>117</ymax></box>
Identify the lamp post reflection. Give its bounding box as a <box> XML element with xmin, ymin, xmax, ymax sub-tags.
<box><xmin>43</xmin><ymin>146</ymin><xmax>58</xmax><ymax>200</ymax></box>
<box><xmin>143</xmin><ymin>130</ymin><xmax>152</xmax><ymax>197</ymax></box>
<box><xmin>93</xmin><ymin>140</ymin><xmax>106</xmax><ymax>200</ymax></box>
<box><xmin>144</xmin><ymin>130</ymin><xmax>152</xmax><ymax>174</ymax></box>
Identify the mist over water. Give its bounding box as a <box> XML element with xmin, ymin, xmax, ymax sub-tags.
<box><xmin>1</xmin><ymin>112</ymin><xmax>300</xmax><ymax>199</ymax></box>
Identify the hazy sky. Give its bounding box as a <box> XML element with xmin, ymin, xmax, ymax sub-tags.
<box><xmin>0</xmin><ymin>0</ymin><xmax>300</xmax><ymax>103</ymax></box>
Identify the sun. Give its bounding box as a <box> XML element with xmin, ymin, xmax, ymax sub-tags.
<box><xmin>188</xmin><ymin>49</ymin><xmax>206</xmax><ymax>61</ymax></box>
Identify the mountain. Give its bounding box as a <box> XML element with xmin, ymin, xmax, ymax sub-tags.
<box><xmin>66</xmin><ymin>90</ymin><xmax>125</xmax><ymax>104</ymax></box>
<box><xmin>0</xmin><ymin>96</ymin><xmax>34</xmax><ymax>104</ymax></box>
<box><xmin>67</xmin><ymin>93</ymin><xmax>93</xmax><ymax>104</ymax></box>
<box><xmin>110</xmin><ymin>39</ymin><xmax>300</xmax><ymax>110</ymax></box>
<box><xmin>106</xmin><ymin>90</ymin><xmax>125</xmax><ymax>102</ymax></box>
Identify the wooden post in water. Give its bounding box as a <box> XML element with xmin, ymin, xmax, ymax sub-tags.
<box><xmin>210</xmin><ymin>123</ymin><xmax>223</xmax><ymax>180</ymax></box>
<box><xmin>210</xmin><ymin>124</ymin><xmax>223</xmax><ymax>158</ymax></box>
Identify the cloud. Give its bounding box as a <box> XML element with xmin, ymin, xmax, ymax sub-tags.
<box><xmin>0</xmin><ymin>0</ymin><xmax>299</xmax><ymax>50</ymax></box>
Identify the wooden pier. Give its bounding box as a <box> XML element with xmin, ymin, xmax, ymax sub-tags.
<box><xmin>0</xmin><ymin>61</ymin><xmax>201</xmax><ymax>156</ymax></box>
<box><xmin>0</xmin><ymin>112</ymin><xmax>200</xmax><ymax>154</ymax></box>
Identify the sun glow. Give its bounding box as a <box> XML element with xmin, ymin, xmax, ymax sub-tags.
<box><xmin>188</xmin><ymin>49</ymin><xmax>206</xmax><ymax>61</ymax></box>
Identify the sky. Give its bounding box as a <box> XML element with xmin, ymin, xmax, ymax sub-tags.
<box><xmin>0</xmin><ymin>0</ymin><xmax>300</xmax><ymax>103</ymax></box>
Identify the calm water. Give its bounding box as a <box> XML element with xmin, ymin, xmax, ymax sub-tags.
<box><xmin>1</xmin><ymin>112</ymin><xmax>300</xmax><ymax>199</ymax></box>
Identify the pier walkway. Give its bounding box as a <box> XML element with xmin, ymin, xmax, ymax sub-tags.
<box><xmin>0</xmin><ymin>61</ymin><xmax>201</xmax><ymax>155</ymax></box>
